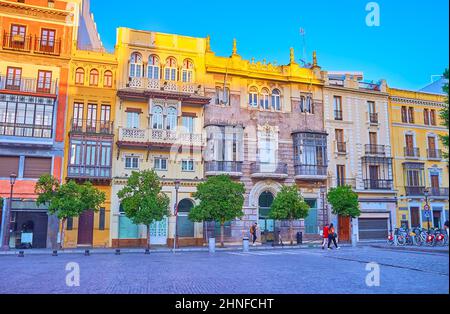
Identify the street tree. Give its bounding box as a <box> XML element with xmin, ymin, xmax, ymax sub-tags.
<box><xmin>117</xmin><ymin>170</ymin><xmax>170</xmax><ymax>249</ymax></box>
<box><xmin>440</xmin><ymin>68</ymin><xmax>449</xmax><ymax>160</ymax></box>
<box><xmin>268</xmin><ymin>185</ymin><xmax>310</xmax><ymax>245</ymax></box>
<box><xmin>327</xmin><ymin>185</ymin><xmax>360</xmax><ymax>218</ymax></box>
<box><xmin>35</xmin><ymin>174</ymin><xmax>106</xmax><ymax>249</ymax></box>
<box><xmin>189</xmin><ymin>175</ymin><xmax>245</xmax><ymax>247</ymax></box>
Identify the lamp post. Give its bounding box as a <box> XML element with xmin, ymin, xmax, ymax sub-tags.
<box><xmin>424</xmin><ymin>188</ymin><xmax>430</xmax><ymax>230</ymax></box>
<box><xmin>2</xmin><ymin>173</ymin><xmax>17</xmax><ymax>251</ymax></box>
<box><xmin>320</xmin><ymin>185</ymin><xmax>327</xmax><ymax>227</ymax></box>
<box><xmin>173</xmin><ymin>180</ymin><xmax>180</xmax><ymax>251</ymax></box>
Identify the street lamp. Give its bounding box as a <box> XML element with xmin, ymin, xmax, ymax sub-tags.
<box><xmin>320</xmin><ymin>185</ymin><xmax>327</xmax><ymax>227</ymax></box>
<box><xmin>424</xmin><ymin>188</ymin><xmax>430</xmax><ymax>230</ymax></box>
<box><xmin>173</xmin><ymin>180</ymin><xmax>181</xmax><ymax>251</ymax></box>
<box><xmin>2</xmin><ymin>173</ymin><xmax>17</xmax><ymax>251</ymax></box>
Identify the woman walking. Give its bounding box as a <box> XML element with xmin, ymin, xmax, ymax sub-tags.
<box><xmin>327</xmin><ymin>223</ymin><xmax>340</xmax><ymax>250</ymax></box>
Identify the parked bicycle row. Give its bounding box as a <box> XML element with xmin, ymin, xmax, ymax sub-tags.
<box><xmin>387</xmin><ymin>227</ymin><xmax>449</xmax><ymax>246</ymax></box>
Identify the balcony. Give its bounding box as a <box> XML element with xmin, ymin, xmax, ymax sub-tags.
<box><xmin>365</xmin><ymin>144</ymin><xmax>386</xmax><ymax>156</ymax></box>
<box><xmin>294</xmin><ymin>165</ymin><xmax>327</xmax><ymax>180</ymax></box>
<box><xmin>404</xmin><ymin>147</ymin><xmax>420</xmax><ymax>159</ymax></box>
<box><xmin>369</xmin><ymin>113</ymin><xmax>378</xmax><ymax>124</ymax></box>
<box><xmin>250</xmin><ymin>162</ymin><xmax>288</xmax><ymax>179</ymax></box>
<box><xmin>0</xmin><ymin>75</ymin><xmax>58</xmax><ymax>96</ymax></box>
<box><xmin>364</xmin><ymin>179</ymin><xmax>393</xmax><ymax>190</ymax></box>
<box><xmin>334</xmin><ymin>178</ymin><xmax>357</xmax><ymax>189</ymax></box>
<box><xmin>334</xmin><ymin>110</ymin><xmax>343</xmax><ymax>120</ymax></box>
<box><xmin>430</xmin><ymin>188</ymin><xmax>449</xmax><ymax>197</ymax></box>
<box><xmin>336</xmin><ymin>141</ymin><xmax>347</xmax><ymax>154</ymax></box>
<box><xmin>405</xmin><ymin>186</ymin><xmax>425</xmax><ymax>196</ymax></box>
<box><xmin>126</xmin><ymin>77</ymin><xmax>203</xmax><ymax>95</ymax></box>
<box><xmin>205</xmin><ymin>161</ymin><xmax>243</xmax><ymax>177</ymax></box>
<box><xmin>67</xmin><ymin>165</ymin><xmax>112</xmax><ymax>181</ymax></box>
<box><xmin>70</xmin><ymin>119</ymin><xmax>114</xmax><ymax>135</ymax></box>
<box><xmin>427</xmin><ymin>149</ymin><xmax>442</xmax><ymax>160</ymax></box>
<box><xmin>118</xmin><ymin>127</ymin><xmax>203</xmax><ymax>148</ymax></box>
<box><xmin>2</xmin><ymin>33</ymin><xmax>61</xmax><ymax>56</ymax></box>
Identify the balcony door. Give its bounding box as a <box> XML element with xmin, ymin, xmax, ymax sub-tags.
<box><xmin>6</xmin><ymin>67</ymin><xmax>22</xmax><ymax>90</ymax></box>
<box><xmin>100</xmin><ymin>105</ymin><xmax>111</xmax><ymax>132</ymax></box>
<box><xmin>369</xmin><ymin>165</ymin><xmax>379</xmax><ymax>189</ymax></box>
<box><xmin>40</xmin><ymin>29</ymin><xmax>56</xmax><ymax>53</ymax></box>
<box><xmin>10</xmin><ymin>24</ymin><xmax>26</xmax><ymax>49</ymax></box>
<box><xmin>431</xmin><ymin>174</ymin><xmax>440</xmax><ymax>195</ymax></box>
<box><xmin>405</xmin><ymin>134</ymin><xmax>414</xmax><ymax>153</ymax></box>
<box><xmin>410</xmin><ymin>207</ymin><xmax>420</xmax><ymax>228</ymax></box>
<box><xmin>37</xmin><ymin>70</ymin><xmax>52</xmax><ymax>93</ymax></box>
<box><xmin>428</xmin><ymin>136</ymin><xmax>436</xmax><ymax>157</ymax></box>
<box><xmin>337</xmin><ymin>165</ymin><xmax>345</xmax><ymax>186</ymax></box>
<box><xmin>77</xmin><ymin>210</ymin><xmax>94</xmax><ymax>246</ymax></box>
<box><xmin>87</xmin><ymin>104</ymin><xmax>97</xmax><ymax>132</ymax></box>
<box><xmin>369</xmin><ymin>132</ymin><xmax>377</xmax><ymax>146</ymax></box>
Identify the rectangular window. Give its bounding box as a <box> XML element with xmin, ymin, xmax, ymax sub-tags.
<box><xmin>100</xmin><ymin>105</ymin><xmax>111</xmax><ymax>123</ymax></box>
<box><xmin>10</xmin><ymin>24</ymin><xmax>26</xmax><ymax>49</ymax></box>
<box><xmin>73</xmin><ymin>103</ymin><xmax>84</xmax><ymax>129</ymax></box>
<box><xmin>154</xmin><ymin>157</ymin><xmax>168</xmax><ymax>171</ymax></box>
<box><xmin>182</xmin><ymin>116</ymin><xmax>195</xmax><ymax>133</ymax></box>
<box><xmin>423</xmin><ymin>109</ymin><xmax>430</xmax><ymax>125</ymax></box>
<box><xmin>6</xmin><ymin>67</ymin><xmax>22</xmax><ymax>90</ymax></box>
<box><xmin>181</xmin><ymin>160</ymin><xmax>194</xmax><ymax>172</ymax></box>
<box><xmin>336</xmin><ymin>165</ymin><xmax>346</xmax><ymax>186</ymax></box>
<box><xmin>125</xmin><ymin>156</ymin><xmax>139</xmax><ymax>169</ymax></box>
<box><xmin>37</xmin><ymin>70</ymin><xmax>52</xmax><ymax>93</ymax></box>
<box><xmin>367</xmin><ymin>101</ymin><xmax>376</xmax><ymax>113</ymax></box>
<box><xmin>99</xmin><ymin>207</ymin><xmax>105</xmax><ymax>230</ymax></box>
<box><xmin>430</xmin><ymin>109</ymin><xmax>436</xmax><ymax>125</ymax></box>
<box><xmin>401</xmin><ymin>106</ymin><xmax>408</xmax><ymax>123</ymax></box>
<box><xmin>0</xmin><ymin>156</ymin><xmax>20</xmax><ymax>178</ymax></box>
<box><xmin>126</xmin><ymin>112</ymin><xmax>139</xmax><ymax>128</ymax></box>
<box><xmin>66</xmin><ymin>217</ymin><xmax>73</xmax><ymax>231</ymax></box>
<box><xmin>408</xmin><ymin>107</ymin><xmax>415</xmax><ymax>123</ymax></box>
<box><xmin>40</xmin><ymin>28</ymin><xmax>56</xmax><ymax>53</ymax></box>
<box><xmin>333</xmin><ymin>96</ymin><xmax>342</xmax><ymax>120</ymax></box>
<box><xmin>86</xmin><ymin>104</ymin><xmax>97</xmax><ymax>132</ymax></box>
<box><xmin>23</xmin><ymin>157</ymin><xmax>52</xmax><ymax>178</ymax></box>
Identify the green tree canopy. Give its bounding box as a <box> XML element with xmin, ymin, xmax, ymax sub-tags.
<box><xmin>327</xmin><ymin>185</ymin><xmax>360</xmax><ymax>218</ymax></box>
<box><xmin>269</xmin><ymin>185</ymin><xmax>309</xmax><ymax>244</ymax></box>
<box><xmin>35</xmin><ymin>174</ymin><xmax>106</xmax><ymax>248</ymax></box>
<box><xmin>189</xmin><ymin>175</ymin><xmax>245</xmax><ymax>246</ymax></box>
<box><xmin>440</xmin><ymin>68</ymin><xmax>449</xmax><ymax>160</ymax></box>
<box><xmin>117</xmin><ymin>170</ymin><xmax>170</xmax><ymax>248</ymax></box>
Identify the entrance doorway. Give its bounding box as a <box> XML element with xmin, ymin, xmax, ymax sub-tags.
<box><xmin>177</xmin><ymin>199</ymin><xmax>194</xmax><ymax>238</ymax></box>
<box><xmin>410</xmin><ymin>207</ymin><xmax>420</xmax><ymax>228</ymax></box>
<box><xmin>258</xmin><ymin>191</ymin><xmax>274</xmax><ymax>243</ymax></box>
<box><xmin>77</xmin><ymin>210</ymin><xmax>94</xmax><ymax>246</ymax></box>
<box><xmin>433</xmin><ymin>210</ymin><xmax>442</xmax><ymax>228</ymax></box>
<box><xmin>338</xmin><ymin>215</ymin><xmax>350</xmax><ymax>242</ymax></box>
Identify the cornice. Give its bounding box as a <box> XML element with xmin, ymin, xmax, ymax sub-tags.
<box><xmin>0</xmin><ymin>0</ymin><xmax>74</xmax><ymax>23</ymax></box>
<box><xmin>389</xmin><ymin>96</ymin><xmax>445</xmax><ymax>107</ymax></box>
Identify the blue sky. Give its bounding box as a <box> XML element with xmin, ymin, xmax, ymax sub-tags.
<box><xmin>90</xmin><ymin>0</ymin><xmax>449</xmax><ymax>90</ymax></box>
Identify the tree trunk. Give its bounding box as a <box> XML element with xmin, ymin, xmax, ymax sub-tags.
<box><xmin>60</xmin><ymin>218</ymin><xmax>66</xmax><ymax>250</ymax></box>
<box><xmin>289</xmin><ymin>219</ymin><xmax>293</xmax><ymax>245</ymax></box>
<box><xmin>220</xmin><ymin>222</ymin><xmax>224</xmax><ymax>247</ymax></box>
<box><xmin>147</xmin><ymin>224</ymin><xmax>151</xmax><ymax>250</ymax></box>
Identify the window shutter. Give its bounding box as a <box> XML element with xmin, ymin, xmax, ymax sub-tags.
<box><xmin>0</xmin><ymin>156</ymin><xmax>20</xmax><ymax>177</ymax></box>
<box><xmin>99</xmin><ymin>207</ymin><xmax>105</xmax><ymax>230</ymax></box>
<box><xmin>23</xmin><ymin>157</ymin><xmax>52</xmax><ymax>178</ymax></box>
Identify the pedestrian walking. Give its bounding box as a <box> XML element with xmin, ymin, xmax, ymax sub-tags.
<box><xmin>250</xmin><ymin>223</ymin><xmax>258</xmax><ymax>246</ymax></box>
<box><xmin>327</xmin><ymin>223</ymin><xmax>340</xmax><ymax>250</ymax></box>
<box><xmin>322</xmin><ymin>223</ymin><xmax>329</xmax><ymax>250</ymax></box>
<box><xmin>444</xmin><ymin>220</ymin><xmax>449</xmax><ymax>237</ymax></box>
<box><xmin>277</xmin><ymin>230</ymin><xmax>284</xmax><ymax>247</ymax></box>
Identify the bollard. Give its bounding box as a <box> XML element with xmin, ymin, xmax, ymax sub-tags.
<box><xmin>208</xmin><ymin>237</ymin><xmax>215</xmax><ymax>253</ymax></box>
<box><xmin>115</xmin><ymin>249</ymin><xmax>121</xmax><ymax>255</ymax></box>
<box><xmin>243</xmin><ymin>237</ymin><xmax>249</xmax><ymax>252</ymax></box>
<box><xmin>84</xmin><ymin>249</ymin><xmax>90</xmax><ymax>256</ymax></box>
<box><xmin>18</xmin><ymin>251</ymin><xmax>24</xmax><ymax>257</ymax></box>
<box><xmin>52</xmin><ymin>250</ymin><xmax>58</xmax><ymax>256</ymax></box>
<box><xmin>144</xmin><ymin>248</ymin><xmax>150</xmax><ymax>254</ymax></box>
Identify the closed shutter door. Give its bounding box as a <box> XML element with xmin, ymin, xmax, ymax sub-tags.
<box><xmin>358</xmin><ymin>218</ymin><xmax>388</xmax><ymax>240</ymax></box>
<box><xmin>23</xmin><ymin>157</ymin><xmax>52</xmax><ymax>178</ymax></box>
<box><xmin>0</xmin><ymin>156</ymin><xmax>20</xmax><ymax>177</ymax></box>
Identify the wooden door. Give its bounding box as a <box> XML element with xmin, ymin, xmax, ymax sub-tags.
<box><xmin>77</xmin><ymin>210</ymin><xmax>94</xmax><ymax>246</ymax></box>
<box><xmin>338</xmin><ymin>215</ymin><xmax>350</xmax><ymax>242</ymax></box>
<box><xmin>410</xmin><ymin>207</ymin><xmax>420</xmax><ymax>228</ymax></box>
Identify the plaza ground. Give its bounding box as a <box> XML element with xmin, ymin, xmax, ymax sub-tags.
<box><xmin>0</xmin><ymin>245</ymin><xmax>448</xmax><ymax>294</ymax></box>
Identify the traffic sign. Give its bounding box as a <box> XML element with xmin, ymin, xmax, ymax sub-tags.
<box><xmin>424</xmin><ymin>210</ymin><xmax>431</xmax><ymax>218</ymax></box>
<box><xmin>424</xmin><ymin>204</ymin><xmax>430</xmax><ymax>211</ymax></box>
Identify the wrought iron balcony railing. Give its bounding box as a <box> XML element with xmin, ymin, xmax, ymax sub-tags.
<box><xmin>336</xmin><ymin>141</ymin><xmax>347</xmax><ymax>154</ymax></box>
<box><xmin>205</xmin><ymin>161</ymin><xmax>243</xmax><ymax>174</ymax></box>
<box><xmin>0</xmin><ymin>75</ymin><xmax>58</xmax><ymax>95</ymax></box>
<box><xmin>67</xmin><ymin>165</ymin><xmax>112</xmax><ymax>180</ymax></box>
<box><xmin>2</xmin><ymin>32</ymin><xmax>62</xmax><ymax>56</ymax></box>
<box><xmin>430</xmin><ymin>188</ymin><xmax>449</xmax><ymax>197</ymax></box>
<box><xmin>34</xmin><ymin>37</ymin><xmax>62</xmax><ymax>56</ymax></box>
<box><xmin>294</xmin><ymin>165</ymin><xmax>327</xmax><ymax>177</ymax></box>
<box><xmin>250</xmin><ymin>162</ymin><xmax>288</xmax><ymax>176</ymax></box>
<box><xmin>365</xmin><ymin>144</ymin><xmax>386</xmax><ymax>156</ymax></box>
<box><xmin>70</xmin><ymin>119</ymin><xmax>114</xmax><ymax>135</ymax></box>
<box><xmin>118</xmin><ymin>127</ymin><xmax>203</xmax><ymax>146</ymax></box>
<box><xmin>125</xmin><ymin>77</ymin><xmax>203</xmax><ymax>95</ymax></box>
<box><xmin>369</xmin><ymin>112</ymin><xmax>378</xmax><ymax>124</ymax></box>
<box><xmin>405</xmin><ymin>186</ymin><xmax>426</xmax><ymax>196</ymax></box>
<box><xmin>334</xmin><ymin>110</ymin><xmax>343</xmax><ymax>120</ymax></box>
<box><xmin>404</xmin><ymin>147</ymin><xmax>420</xmax><ymax>158</ymax></box>
<box><xmin>427</xmin><ymin>149</ymin><xmax>442</xmax><ymax>160</ymax></box>
<box><xmin>2</xmin><ymin>32</ymin><xmax>32</xmax><ymax>52</ymax></box>
<box><xmin>364</xmin><ymin>179</ymin><xmax>393</xmax><ymax>190</ymax></box>
<box><xmin>334</xmin><ymin>178</ymin><xmax>357</xmax><ymax>188</ymax></box>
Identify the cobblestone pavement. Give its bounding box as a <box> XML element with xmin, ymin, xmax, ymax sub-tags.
<box><xmin>0</xmin><ymin>246</ymin><xmax>447</xmax><ymax>294</ymax></box>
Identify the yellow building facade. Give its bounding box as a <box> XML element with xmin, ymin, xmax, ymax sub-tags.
<box><xmin>389</xmin><ymin>88</ymin><xmax>449</xmax><ymax>230</ymax></box>
<box><xmin>63</xmin><ymin>43</ymin><xmax>117</xmax><ymax>248</ymax></box>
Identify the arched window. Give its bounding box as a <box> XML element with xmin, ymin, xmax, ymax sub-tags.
<box><xmin>129</xmin><ymin>52</ymin><xmax>143</xmax><ymax>78</ymax></box>
<box><xmin>164</xmin><ymin>57</ymin><xmax>177</xmax><ymax>81</ymax></box>
<box><xmin>260</xmin><ymin>88</ymin><xmax>270</xmax><ymax>110</ymax></box>
<box><xmin>271</xmin><ymin>89</ymin><xmax>281</xmax><ymax>111</ymax></box>
<box><xmin>151</xmin><ymin>105</ymin><xmax>163</xmax><ymax>129</ymax></box>
<box><xmin>166</xmin><ymin>106</ymin><xmax>178</xmax><ymax>130</ymax></box>
<box><xmin>182</xmin><ymin>59</ymin><xmax>194</xmax><ymax>83</ymax></box>
<box><xmin>177</xmin><ymin>199</ymin><xmax>194</xmax><ymax>237</ymax></box>
<box><xmin>89</xmin><ymin>69</ymin><xmax>99</xmax><ymax>86</ymax></box>
<box><xmin>104</xmin><ymin>70</ymin><xmax>113</xmax><ymax>87</ymax></box>
<box><xmin>248</xmin><ymin>87</ymin><xmax>258</xmax><ymax>107</ymax></box>
<box><xmin>147</xmin><ymin>55</ymin><xmax>160</xmax><ymax>79</ymax></box>
<box><xmin>75</xmin><ymin>67</ymin><xmax>85</xmax><ymax>85</ymax></box>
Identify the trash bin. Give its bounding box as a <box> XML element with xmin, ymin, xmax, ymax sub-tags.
<box><xmin>296</xmin><ymin>232</ymin><xmax>303</xmax><ymax>245</ymax></box>
<box><xmin>208</xmin><ymin>237</ymin><xmax>215</xmax><ymax>253</ymax></box>
<box><xmin>243</xmin><ymin>237</ymin><xmax>249</xmax><ymax>252</ymax></box>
